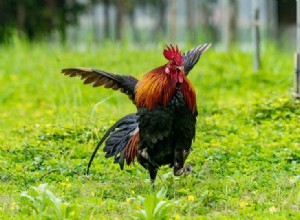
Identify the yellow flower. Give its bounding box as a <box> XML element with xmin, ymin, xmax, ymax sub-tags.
<box><xmin>10</xmin><ymin>75</ymin><xmax>17</xmax><ymax>81</ymax></box>
<box><xmin>1</xmin><ymin>112</ymin><xmax>8</xmax><ymax>118</ymax></box>
<box><xmin>25</xmin><ymin>102</ymin><xmax>33</xmax><ymax>108</ymax></box>
<box><xmin>46</xmin><ymin>109</ymin><xmax>55</xmax><ymax>115</ymax></box>
<box><xmin>131</xmin><ymin>190</ymin><xmax>135</xmax><ymax>195</ymax></box>
<box><xmin>187</xmin><ymin>195</ymin><xmax>195</xmax><ymax>201</ymax></box>
<box><xmin>175</xmin><ymin>214</ymin><xmax>180</xmax><ymax>220</ymax></box>
<box><xmin>239</xmin><ymin>200</ymin><xmax>248</xmax><ymax>208</ymax></box>
<box><xmin>269</xmin><ymin>206</ymin><xmax>279</xmax><ymax>213</ymax></box>
<box><xmin>60</xmin><ymin>182</ymin><xmax>71</xmax><ymax>188</ymax></box>
<box><xmin>34</xmin><ymin>111</ymin><xmax>41</xmax><ymax>117</ymax></box>
<box><xmin>126</xmin><ymin>198</ymin><xmax>131</xmax><ymax>203</ymax></box>
<box><xmin>10</xmin><ymin>202</ymin><xmax>16</xmax><ymax>210</ymax></box>
<box><xmin>70</xmin><ymin>211</ymin><xmax>75</xmax><ymax>216</ymax></box>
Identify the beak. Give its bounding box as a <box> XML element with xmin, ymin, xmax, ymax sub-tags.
<box><xmin>176</xmin><ymin>66</ymin><xmax>184</xmax><ymax>71</ymax></box>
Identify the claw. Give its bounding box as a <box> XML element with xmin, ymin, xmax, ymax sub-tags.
<box><xmin>185</xmin><ymin>165</ymin><xmax>197</xmax><ymax>174</ymax></box>
<box><xmin>174</xmin><ymin>165</ymin><xmax>196</xmax><ymax>176</ymax></box>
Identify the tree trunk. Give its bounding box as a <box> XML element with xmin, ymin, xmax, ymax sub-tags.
<box><xmin>295</xmin><ymin>0</ymin><xmax>300</xmax><ymax>98</ymax></box>
<box><xmin>151</xmin><ymin>1</ymin><xmax>167</xmax><ymax>41</ymax></box>
<box><xmin>186</xmin><ymin>0</ymin><xmax>195</xmax><ymax>43</ymax></box>
<box><xmin>170</xmin><ymin>0</ymin><xmax>177</xmax><ymax>42</ymax></box>
<box><xmin>46</xmin><ymin>0</ymin><xmax>56</xmax><ymax>40</ymax></box>
<box><xmin>103</xmin><ymin>0</ymin><xmax>110</xmax><ymax>39</ymax></box>
<box><xmin>265</xmin><ymin>0</ymin><xmax>277</xmax><ymax>40</ymax></box>
<box><xmin>115</xmin><ymin>0</ymin><xmax>124</xmax><ymax>41</ymax></box>
<box><xmin>222</xmin><ymin>0</ymin><xmax>237</xmax><ymax>50</ymax></box>
<box><xmin>253</xmin><ymin>4</ymin><xmax>260</xmax><ymax>71</ymax></box>
<box><xmin>16</xmin><ymin>1</ymin><xmax>25</xmax><ymax>38</ymax></box>
<box><xmin>59</xmin><ymin>1</ymin><xmax>67</xmax><ymax>44</ymax></box>
<box><xmin>229</xmin><ymin>0</ymin><xmax>237</xmax><ymax>45</ymax></box>
<box><xmin>91</xmin><ymin>0</ymin><xmax>100</xmax><ymax>42</ymax></box>
<box><xmin>128</xmin><ymin>9</ymin><xmax>140</xmax><ymax>43</ymax></box>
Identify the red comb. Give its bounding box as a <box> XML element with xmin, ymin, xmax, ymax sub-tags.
<box><xmin>163</xmin><ymin>44</ymin><xmax>183</xmax><ymax>66</ymax></box>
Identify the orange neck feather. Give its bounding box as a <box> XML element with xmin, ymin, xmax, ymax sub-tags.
<box><xmin>135</xmin><ymin>66</ymin><xmax>197</xmax><ymax>113</ymax></box>
<box><xmin>179</xmin><ymin>75</ymin><xmax>197</xmax><ymax>113</ymax></box>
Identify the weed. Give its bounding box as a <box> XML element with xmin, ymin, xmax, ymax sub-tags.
<box><xmin>20</xmin><ymin>184</ymin><xmax>77</xmax><ymax>220</ymax></box>
<box><xmin>133</xmin><ymin>188</ymin><xmax>172</xmax><ymax>220</ymax></box>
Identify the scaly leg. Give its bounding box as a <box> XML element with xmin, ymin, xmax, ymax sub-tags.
<box><xmin>137</xmin><ymin>148</ymin><xmax>158</xmax><ymax>188</ymax></box>
<box><xmin>149</xmin><ymin>167</ymin><xmax>158</xmax><ymax>189</ymax></box>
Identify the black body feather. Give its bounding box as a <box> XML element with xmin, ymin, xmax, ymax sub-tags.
<box><xmin>62</xmin><ymin>44</ymin><xmax>210</xmax><ymax>184</ymax></box>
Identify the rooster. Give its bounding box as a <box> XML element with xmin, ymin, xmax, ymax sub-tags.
<box><xmin>61</xmin><ymin>44</ymin><xmax>210</xmax><ymax>185</ymax></box>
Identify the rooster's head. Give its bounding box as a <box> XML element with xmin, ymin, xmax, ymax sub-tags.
<box><xmin>163</xmin><ymin>45</ymin><xmax>184</xmax><ymax>83</ymax></box>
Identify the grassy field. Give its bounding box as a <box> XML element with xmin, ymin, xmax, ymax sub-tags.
<box><xmin>1</xmin><ymin>40</ymin><xmax>300</xmax><ymax>219</ymax></box>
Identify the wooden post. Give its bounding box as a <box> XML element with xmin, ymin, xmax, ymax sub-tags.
<box><xmin>295</xmin><ymin>0</ymin><xmax>300</xmax><ymax>99</ymax></box>
<box><xmin>295</xmin><ymin>54</ymin><xmax>300</xmax><ymax>98</ymax></box>
<box><xmin>253</xmin><ymin>0</ymin><xmax>260</xmax><ymax>71</ymax></box>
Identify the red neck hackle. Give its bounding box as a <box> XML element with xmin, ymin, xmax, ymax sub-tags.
<box><xmin>135</xmin><ymin>44</ymin><xmax>197</xmax><ymax>114</ymax></box>
<box><xmin>163</xmin><ymin>44</ymin><xmax>184</xmax><ymax>83</ymax></box>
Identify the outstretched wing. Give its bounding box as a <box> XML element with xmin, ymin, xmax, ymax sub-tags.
<box><xmin>61</xmin><ymin>68</ymin><xmax>138</xmax><ymax>101</ymax></box>
<box><xmin>182</xmin><ymin>43</ymin><xmax>211</xmax><ymax>76</ymax></box>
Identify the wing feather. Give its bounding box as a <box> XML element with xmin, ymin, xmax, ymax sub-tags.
<box><xmin>61</xmin><ymin>67</ymin><xmax>138</xmax><ymax>101</ymax></box>
<box><xmin>83</xmin><ymin>74</ymin><xmax>99</xmax><ymax>84</ymax></box>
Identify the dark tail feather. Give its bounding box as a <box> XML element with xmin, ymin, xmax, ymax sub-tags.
<box><xmin>86</xmin><ymin>127</ymin><xmax>113</xmax><ymax>175</ymax></box>
<box><xmin>86</xmin><ymin>113</ymin><xmax>138</xmax><ymax>174</ymax></box>
<box><xmin>183</xmin><ymin>43</ymin><xmax>211</xmax><ymax>76</ymax></box>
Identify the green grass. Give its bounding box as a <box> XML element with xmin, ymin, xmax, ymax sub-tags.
<box><xmin>1</xmin><ymin>39</ymin><xmax>300</xmax><ymax>219</ymax></box>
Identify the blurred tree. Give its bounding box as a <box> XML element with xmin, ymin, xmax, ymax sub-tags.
<box><xmin>16</xmin><ymin>1</ymin><xmax>25</xmax><ymax>37</ymax></box>
<box><xmin>0</xmin><ymin>0</ymin><xmax>85</xmax><ymax>43</ymax></box>
<box><xmin>169</xmin><ymin>0</ymin><xmax>177</xmax><ymax>42</ymax></box>
<box><xmin>186</xmin><ymin>0</ymin><xmax>195</xmax><ymax>43</ymax></box>
<box><xmin>89</xmin><ymin>0</ymin><xmax>110</xmax><ymax>41</ymax></box>
<box><xmin>103</xmin><ymin>0</ymin><xmax>111</xmax><ymax>39</ymax></box>
<box><xmin>126</xmin><ymin>0</ymin><xmax>140</xmax><ymax>42</ymax></box>
<box><xmin>228</xmin><ymin>0</ymin><xmax>237</xmax><ymax>47</ymax></box>
<box><xmin>220</xmin><ymin>0</ymin><xmax>237</xmax><ymax>50</ymax></box>
<box><xmin>198</xmin><ymin>1</ymin><xmax>219</xmax><ymax>43</ymax></box>
<box><xmin>115</xmin><ymin>0</ymin><xmax>124</xmax><ymax>41</ymax></box>
<box><xmin>116</xmin><ymin>0</ymin><xmax>142</xmax><ymax>42</ymax></box>
<box><xmin>0</xmin><ymin>0</ymin><xmax>14</xmax><ymax>42</ymax></box>
<box><xmin>151</xmin><ymin>0</ymin><xmax>167</xmax><ymax>41</ymax></box>
<box><xmin>90</xmin><ymin>0</ymin><xmax>166</xmax><ymax>43</ymax></box>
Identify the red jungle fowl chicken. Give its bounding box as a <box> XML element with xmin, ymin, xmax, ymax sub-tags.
<box><xmin>61</xmin><ymin>44</ymin><xmax>210</xmax><ymax>186</ymax></box>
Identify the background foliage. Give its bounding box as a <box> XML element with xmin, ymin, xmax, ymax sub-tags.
<box><xmin>0</xmin><ymin>0</ymin><xmax>296</xmax><ymax>49</ymax></box>
<box><xmin>0</xmin><ymin>0</ymin><xmax>85</xmax><ymax>42</ymax></box>
<box><xmin>0</xmin><ymin>40</ymin><xmax>300</xmax><ymax>219</ymax></box>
